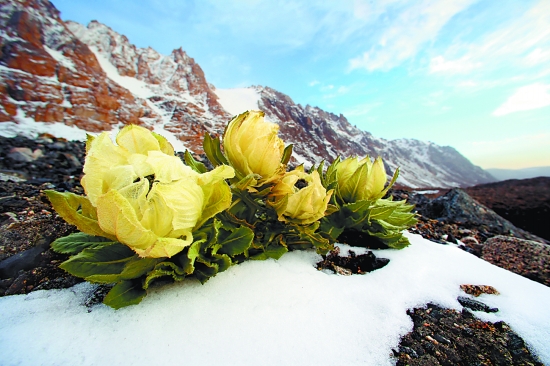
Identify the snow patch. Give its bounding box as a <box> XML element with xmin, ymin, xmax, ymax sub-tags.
<box><xmin>90</xmin><ymin>47</ymin><xmax>153</xmax><ymax>99</ymax></box>
<box><xmin>215</xmin><ymin>87</ymin><xmax>261</xmax><ymax>116</ymax></box>
<box><xmin>0</xmin><ymin>233</ymin><xmax>549</xmax><ymax>365</ymax></box>
<box><xmin>0</xmin><ymin>108</ymin><xmax>87</xmax><ymax>141</ymax></box>
<box><xmin>43</xmin><ymin>46</ymin><xmax>76</xmax><ymax>72</ymax></box>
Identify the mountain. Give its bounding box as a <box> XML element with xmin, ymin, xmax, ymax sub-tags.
<box><xmin>0</xmin><ymin>0</ymin><xmax>495</xmax><ymax>188</ymax></box>
<box><xmin>486</xmin><ymin>166</ymin><xmax>550</xmax><ymax>181</ymax></box>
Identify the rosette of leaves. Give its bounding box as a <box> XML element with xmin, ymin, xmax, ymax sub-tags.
<box><xmin>50</xmin><ymin>220</ymin><xmax>253</xmax><ymax>309</ymax></box>
<box><xmin>315</xmin><ymin>156</ymin><xmax>417</xmax><ymax>249</ymax></box>
<box><xmin>199</xmin><ymin>111</ymin><xmax>334</xmax><ymax>257</ymax></box>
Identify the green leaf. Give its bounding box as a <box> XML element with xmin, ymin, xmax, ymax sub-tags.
<box><xmin>59</xmin><ymin>243</ymin><xmax>136</xmax><ymax>282</ymax></box>
<box><xmin>51</xmin><ymin>232</ymin><xmax>116</xmax><ymax>255</ymax></box>
<box><xmin>203</xmin><ymin>133</ymin><xmax>229</xmax><ymax>167</ymax></box>
<box><xmin>183</xmin><ymin>150</ymin><xmax>207</xmax><ymax>173</ymax></box>
<box><xmin>45</xmin><ymin>190</ymin><xmax>116</xmax><ymax>241</ymax></box>
<box><xmin>143</xmin><ymin>261</ymin><xmax>188</xmax><ymax>289</ymax></box>
<box><xmin>193</xmin><ymin>260</ymin><xmax>219</xmax><ymax>284</ymax></box>
<box><xmin>232</xmin><ymin>174</ymin><xmax>260</xmax><ymax>191</ymax></box>
<box><xmin>319</xmin><ymin>218</ymin><xmax>345</xmax><ymax>241</ymax></box>
<box><xmin>378</xmin><ymin>167</ymin><xmax>400</xmax><ymax>199</ymax></box>
<box><xmin>211</xmin><ymin>253</ymin><xmax>232</xmax><ymax>273</ymax></box>
<box><xmin>217</xmin><ymin>226</ymin><xmax>254</xmax><ymax>256</ymax></box>
<box><xmin>86</xmin><ymin>256</ymin><xmax>161</xmax><ymax>283</ymax></box>
<box><xmin>295</xmin><ymin>223</ymin><xmax>334</xmax><ymax>254</ymax></box>
<box><xmin>103</xmin><ymin>280</ymin><xmax>147</xmax><ymax>309</ymax></box>
<box><xmin>250</xmin><ymin>245</ymin><xmax>288</xmax><ymax>260</ymax></box>
<box><xmin>325</xmin><ymin>157</ymin><xmax>340</xmax><ymax>187</ymax></box>
<box><xmin>281</xmin><ymin>144</ymin><xmax>293</xmax><ymax>165</ymax></box>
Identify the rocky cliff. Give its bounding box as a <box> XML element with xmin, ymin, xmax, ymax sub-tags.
<box><xmin>0</xmin><ymin>0</ymin><xmax>495</xmax><ymax>188</ymax></box>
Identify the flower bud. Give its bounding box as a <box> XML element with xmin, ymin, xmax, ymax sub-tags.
<box><xmin>336</xmin><ymin>156</ymin><xmax>389</xmax><ymax>203</ymax></box>
<box><xmin>223</xmin><ymin>110</ymin><xmax>285</xmax><ymax>183</ymax></box>
<box><xmin>269</xmin><ymin>166</ymin><xmax>332</xmax><ymax>225</ymax></box>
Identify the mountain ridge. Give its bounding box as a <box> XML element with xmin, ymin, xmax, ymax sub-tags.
<box><xmin>0</xmin><ymin>0</ymin><xmax>495</xmax><ymax>188</ymax></box>
<box><xmin>486</xmin><ymin>166</ymin><xmax>550</xmax><ymax>181</ymax></box>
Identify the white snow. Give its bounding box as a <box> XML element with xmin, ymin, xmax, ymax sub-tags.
<box><xmin>1</xmin><ymin>233</ymin><xmax>549</xmax><ymax>366</ymax></box>
<box><xmin>0</xmin><ymin>108</ymin><xmax>87</xmax><ymax>141</ymax></box>
<box><xmin>414</xmin><ymin>189</ymin><xmax>440</xmax><ymax>195</ymax></box>
<box><xmin>90</xmin><ymin>47</ymin><xmax>153</xmax><ymax>99</ymax></box>
<box><xmin>215</xmin><ymin>87</ymin><xmax>262</xmax><ymax>116</ymax></box>
<box><xmin>43</xmin><ymin>46</ymin><xmax>76</xmax><ymax>72</ymax></box>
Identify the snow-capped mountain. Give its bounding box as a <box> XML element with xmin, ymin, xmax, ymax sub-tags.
<box><xmin>0</xmin><ymin>0</ymin><xmax>495</xmax><ymax>188</ymax></box>
<box><xmin>216</xmin><ymin>86</ymin><xmax>494</xmax><ymax>188</ymax></box>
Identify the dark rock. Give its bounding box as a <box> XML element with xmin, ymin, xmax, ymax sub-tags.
<box><xmin>466</xmin><ymin>177</ymin><xmax>550</xmax><ymax>241</ymax></box>
<box><xmin>0</xmin><ymin>238</ymin><xmax>50</xmax><ymax>279</ymax></box>
<box><xmin>399</xmin><ymin>346</ymin><xmax>418</xmax><ymax>358</ymax></box>
<box><xmin>458</xmin><ymin>296</ymin><xmax>498</xmax><ymax>313</ymax></box>
<box><xmin>394</xmin><ymin>304</ymin><xmax>543</xmax><ymax>366</ymax></box>
<box><xmin>434</xmin><ymin>334</ymin><xmax>451</xmax><ymax>345</ymax></box>
<box><xmin>481</xmin><ymin>236</ymin><xmax>550</xmax><ymax>287</ymax></box>
<box><xmin>316</xmin><ymin>246</ymin><xmax>389</xmax><ymax>275</ymax></box>
<box><xmin>418</xmin><ymin>188</ymin><xmax>545</xmax><ymax>243</ymax></box>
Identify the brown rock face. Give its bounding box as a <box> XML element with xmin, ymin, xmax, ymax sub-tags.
<box><xmin>0</xmin><ymin>0</ymin><xmax>230</xmax><ymax>152</ymax></box>
<box><xmin>0</xmin><ymin>0</ymin><xmax>153</xmax><ymax>132</ymax></box>
<box><xmin>64</xmin><ymin>19</ymin><xmax>231</xmax><ymax>153</ymax></box>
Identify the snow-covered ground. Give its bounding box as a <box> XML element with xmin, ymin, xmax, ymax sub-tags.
<box><xmin>0</xmin><ymin>108</ymin><xmax>88</xmax><ymax>141</ymax></box>
<box><xmin>1</xmin><ymin>233</ymin><xmax>549</xmax><ymax>366</ymax></box>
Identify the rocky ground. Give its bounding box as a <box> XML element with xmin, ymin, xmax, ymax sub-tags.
<box><xmin>1</xmin><ymin>134</ymin><xmax>548</xmax><ymax>365</ymax></box>
<box><xmin>465</xmin><ymin>178</ymin><xmax>550</xmax><ymax>242</ymax></box>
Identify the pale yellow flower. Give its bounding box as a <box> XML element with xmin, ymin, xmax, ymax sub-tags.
<box><xmin>223</xmin><ymin>110</ymin><xmax>285</xmax><ymax>184</ymax></box>
<box><xmin>336</xmin><ymin>156</ymin><xmax>389</xmax><ymax>202</ymax></box>
<box><xmin>269</xmin><ymin>166</ymin><xmax>332</xmax><ymax>225</ymax></box>
<box><xmin>77</xmin><ymin>125</ymin><xmax>235</xmax><ymax>258</ymax></box>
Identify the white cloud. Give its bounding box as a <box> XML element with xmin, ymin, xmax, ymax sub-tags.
<box><xmin>457</xmin><ymin>80</ymin><xmax>478</xmax><ymax>88</ymax></box>
<box><xmin>492</xmin><ymin>83</ymin><xmax>550</xmax><ymax>116</ymax></box>
<box><xmin>308</xmin><ymin>80</ymin><xmax>320</xmax><ymax>87</ymax></box>
<box><xmin>343</xmin><ymin>101</ymin><xmax>382</xmax><ymax>117</ymax></box>
<box><xmin>349</xmin><ymin>0</ymin><xmax>477</xmax><ymax>71</ymax></box>
<box><xmin>524</xmin><ymin>48</ymin><xmax>550</xmax><ymax>66</ymax></box>
<box><xmin>337</xmin><ymin>86</ymin><xmax>350</xmax><ymax>94</ymax></box>
<box><xmin>320</xmin><ymin>84</ymin><xmax>334</xmax><ymax>92</ymax></box>
<box><xmin>430</xmin><ymin>0</ymin><xmax>550</xmax><ymax>77</ymax></box>
<box><xmin>429</xmin><ymin>56</ymin><xmax>482</xmax><ymax>74</ymax></box>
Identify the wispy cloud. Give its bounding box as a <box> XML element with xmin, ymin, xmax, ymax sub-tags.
<box><xmin>524</xmin><ymin>48</ymin><xmax>550</xmax><ymax>67</ymax></box>
<box><xmin>343</xmin><ymin>101</ymin><xmax>383</xmax><ymax>117</ymax></box>
<box><xmin>429</xmin><ymin>0</ymin><xmax>550</xmax><ymax>76</ymax></box>
<box><xmin>349</xmin><ymin>0</ymin><xmax>477</xmax><ymax>71</ymax></box>
<box><xmin>429</xmin><ymin>56</ymin><xmax>481</xmax><ymax>74</ymax></box>
<box><xmin>493</xmin><ymin>83</ymin><xmax>550</xmax><ymax>116</ymax></box>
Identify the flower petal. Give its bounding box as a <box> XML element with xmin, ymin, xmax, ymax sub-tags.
<box><xmin>96</xmin><ymin>190</ymin><xmax>158</xmax><ymax>253</ymax></box>
<box><xmin>116</xmin><ymin>125</ymin><xmax>161</xmax><ymax>155</ymax></box>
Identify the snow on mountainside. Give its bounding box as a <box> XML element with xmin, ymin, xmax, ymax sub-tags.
<box><xmin>0</xmin><ymin>0</ymin><xmax>495</xmax><ymax>188</ymax></box>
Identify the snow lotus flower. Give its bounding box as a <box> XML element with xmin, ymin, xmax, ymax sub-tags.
<box><xmin>336</xmin><ymin>156</ymin><xmax>391</xmax><ymax>203</ymax></box>
<box><xmin>223</xmin><ymin>110</ymin><xmax>285</xmax><ymax>183</ymax></box>
<box><xmin>50</xmin><ymin>125</ymin><xmax>235</xmax><ymax>258</ymax></box>
<box><xmin>269</xmin><ymin>166</ymin><xmax>333</xmax><ymax>225</ymax></box>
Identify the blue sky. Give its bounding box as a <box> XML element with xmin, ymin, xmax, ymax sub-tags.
<box><xmin>52</xmin><ymin>0</ymin><xmax>550</xmax><ymax>170</ymax></box>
